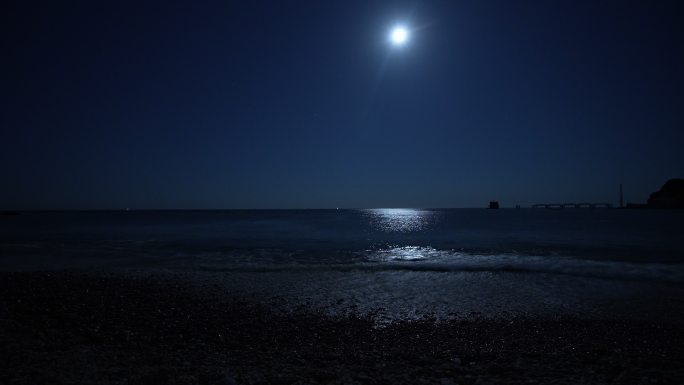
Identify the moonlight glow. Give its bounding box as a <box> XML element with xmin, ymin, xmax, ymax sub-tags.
<box><xmin>390</xmin><ymin>26</ymin><xmax>409</xmax><ymax>45</ymax></box>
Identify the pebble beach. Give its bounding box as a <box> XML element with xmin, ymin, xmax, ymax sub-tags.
<box><xmin>2</xmin><ymin>271</ymin><xmax>683</xmax><ymax>385</ymax></box>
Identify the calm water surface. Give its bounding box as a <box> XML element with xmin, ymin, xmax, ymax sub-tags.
<box><xmin>2</xmin><ymin>209</ymin><xmax>684</xmax><ymax>320</ymax></box>
<box><xmin>2</xmin><ymin>208</ymin><xmax>683</xmax><ymax>271</ymax></box>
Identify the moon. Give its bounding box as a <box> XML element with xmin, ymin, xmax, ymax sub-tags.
<box><xmin>389</xmin><ymin>26</ymin><xmax>409</xmax><ymax>46</ymax></box>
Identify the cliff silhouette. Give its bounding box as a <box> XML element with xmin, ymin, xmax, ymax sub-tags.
<box><xmin>647</xmin><ymin>179</ymin><xmax>684</xmax><ymax>209</ymax></box>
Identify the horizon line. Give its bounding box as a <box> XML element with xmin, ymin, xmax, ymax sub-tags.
<box><xmin>2</xmin><ymin>207</ymin><xmax>532</xmax><ymax>212</ymax></box>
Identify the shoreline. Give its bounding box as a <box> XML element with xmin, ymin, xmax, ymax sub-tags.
<box><xmin>1</xmin><ymin>271</ymin><xmax>683</xmax><ymax>384</ymax></box>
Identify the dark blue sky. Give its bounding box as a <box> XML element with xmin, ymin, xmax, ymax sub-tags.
<box><xmin>2</xmin><ymin>0</ymin><xmax>683</xmax><ymax>209</ymax></box>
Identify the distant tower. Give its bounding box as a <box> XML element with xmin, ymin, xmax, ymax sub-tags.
<box><xmin>619</xmin><ymin>184</ymin><xmax>624</xmax><ymax>208</ymax></box>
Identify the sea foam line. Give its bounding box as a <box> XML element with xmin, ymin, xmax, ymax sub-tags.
<box><xmin>195</xmin><ymin>255</ymin><xmax>684</xmax><ymax>285</ymax></box>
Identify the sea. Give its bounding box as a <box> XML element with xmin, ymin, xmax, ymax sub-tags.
<box><xmin>2</xmin><ymin>208</ymin><xmax>684</xmax><ymax>322</ymax></box>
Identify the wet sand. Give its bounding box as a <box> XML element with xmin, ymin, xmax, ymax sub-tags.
<box><xmin>1</xmin><ymin>271</ymin><xmax>683</xmax><ymax>384</ymax></box>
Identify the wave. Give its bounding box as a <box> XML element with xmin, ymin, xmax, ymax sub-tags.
<box><xmin>194</xmin><ymin>252</ymin><xmax>684</xmax><ymax>285</ymax></box>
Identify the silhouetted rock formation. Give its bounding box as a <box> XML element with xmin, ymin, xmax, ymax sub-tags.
<box><xmin>489</xmin><ymin>201</ymin><xmax>500</xmax><ymax>209</ymax></box>
<box><xmin>647</xmin><ymin>179</ymin><xmax>684</xmax><ymax>209</ymax></box>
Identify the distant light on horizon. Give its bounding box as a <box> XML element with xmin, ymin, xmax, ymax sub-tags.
<box><xmin>389</xmin><ymin>26</ymin><xmax>409</xmax><ymax>46</ymax></box>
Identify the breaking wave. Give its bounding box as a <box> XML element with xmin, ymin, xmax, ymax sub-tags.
<box><xmin>195</xmin><ymin>246</ymin><xmax>684</xmax><ymax>285</ymax></box>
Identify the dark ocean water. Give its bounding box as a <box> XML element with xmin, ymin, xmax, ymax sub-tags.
<box><xmin>2</xmin><ymin>209</ymin><xmax>684</xmax><ymax>320</ymax></box>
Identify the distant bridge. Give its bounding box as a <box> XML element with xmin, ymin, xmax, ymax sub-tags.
<box><xmin>532</xmin><ymin>203</ymin><xmax>613</xmax><ymax>209</ymax></box>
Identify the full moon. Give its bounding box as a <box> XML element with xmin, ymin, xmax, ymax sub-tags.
<box><xmin>390</xmin><ymin>26</ymin><xmax>409</xmax><ymax>45</ymax></box>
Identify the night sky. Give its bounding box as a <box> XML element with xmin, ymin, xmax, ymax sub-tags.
<box><xmin>2</xmin><ymin>1</ymin><xmax>683</xmax><ymax>209</ymax></box>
